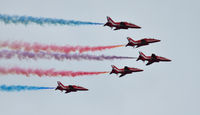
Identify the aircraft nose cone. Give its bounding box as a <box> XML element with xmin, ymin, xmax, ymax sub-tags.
<box><xmin>135</xmin><ymin>25</ymin><xmax>141</xmax><ymax>28</ymax></box>
<box><xmin>139</xmin><ymin>69</ymin><xmax>144</xmax><ymax>72</ymax></box>
<box><xmin>81</xmin><ymin>88</ymin><xmax>89</xmax><ymax>91</ymax></box>
<box><xmin>131</xmin><ymin>23</ymin><xmax>141</xmax><ymax>28</ymax></box>
<box><xmin>155</xmin><ymin>39</ymin><xmax>161</xmax><ymax>42</ymax></box>
<box><xmin>163</xmin><ymin>58</ymin><xmax>171</xmax><ymax>62</ymax></box>
<box><xmin>137</xmin><ymin>68</ymin><xmax>144</xmax><ymax>72</ymax></box>
<box><xmin>166</xmin><ymin>59</ymin><xmax>171</xmax><ymax>61</ymax></box>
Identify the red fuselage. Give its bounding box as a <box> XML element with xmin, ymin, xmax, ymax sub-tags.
<box><xmin>126</xmin><ymin>37</ymin><xmax>161</xmax><ymax>48</ymax></box>
<box><xmin>137</xmin><ymin>52</ymin><xmax>171</xmax><ymax>65</ymax></box>
<box><xmin>110</xmin><ymin>65</ymin><xmax>143</xmax><ymax>77</ymax></box>
<box><xmin>104</xmin><ymin>16</ymin><xmax>141</xmax><ymax>30</ymax></box>
<box><xmin>55</xmin><ymin>81</ymin><xmax>88</xmax><ymax>93</ymax></box>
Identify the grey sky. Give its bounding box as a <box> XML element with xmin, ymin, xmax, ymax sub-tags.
<box><xmin>0</xmin><ymin>0</ymin><xmax>199</xmax><ymax>115</ymax></box>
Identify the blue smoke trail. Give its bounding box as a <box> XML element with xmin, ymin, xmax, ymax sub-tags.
<box><xmin>0</xmin><ymin>85</ymin><xmax>55</xmax><ymax>92</ymax></box>
<box><xmin>0</xmin><ymin>14</ymin><xmax>104</xmax><ymax>26</ymax></box>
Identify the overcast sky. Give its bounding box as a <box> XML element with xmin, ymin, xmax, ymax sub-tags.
<box><xmin>0</xmin><ymin>0</ymin><xmax>199</xmax><ymax>115</ymax></box>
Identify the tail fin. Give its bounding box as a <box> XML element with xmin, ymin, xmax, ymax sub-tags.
<box><xmin>127</xmin><ymin>37</ymin><xmax>137</xmax><ymax>44</ymax></box>
<box><xmin>110</xmin><ymin>65</ymin><xmax>119</xmax><ymax>74</ymax></box>
<box><xmin>139</xmin><ymin>52</ymin><xmax>146</xmax><ymax>57</ymax></box>
<box><xmin>111</xmin><ymin>65</ymin><xmax>118</xmax><ymax>70</ymax></box>
<box><xmin>107</xmin><ymin>16</ymin><xmax>115</xmax><ymax>25</ymax></box>
<box><xmin>57</xmin><ymin>81</ymin><xmax>65</xmax><ymax>88</ymax></box>
<box><xmin>137</xmin><ymin>52</ymin><xmax>147</xmax><ymax>61</ymax></box>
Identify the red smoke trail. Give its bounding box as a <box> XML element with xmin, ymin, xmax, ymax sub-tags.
<box><xmin>0</xmin><ymin>41</ymin><xmax>124</xmax><ymax>53</ymax></box>
<box><xmin>78</xmin><ymin>45</ymin><xmax>124</xmax><ymax>53</ymax></box>
<box><xmin>0</xmin><ymin>66</ymin><xmax>108</xmax><ymax>77</ymax></box>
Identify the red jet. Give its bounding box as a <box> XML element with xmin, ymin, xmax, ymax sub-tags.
<box><xmin>126</xmin><ymin>37</ymin><xmax>161</xmax><ymax>48</ymax></box>
<box><xmin>110</xmin><ymin>65</ymin><xmax>143</xmax><ymax>77</ymax></box>
<box><xmin>104</xmin><ymin>16</ymin><xmax>141</xmax><ymax>30</ymax></box>
<box><xmin>137</xmin><ymin>52</ymin><xmax>171</xmax><ymax>65</ymax></box>
<box><xmin>55</xmin><ymin>81</ymin><xmax>88</xmax><ymax>94</ymax></box>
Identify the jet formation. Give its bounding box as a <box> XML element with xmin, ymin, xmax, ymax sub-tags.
<box><xmin>55</xmin><ymin>16</ymin><xmax>171</xmax><ymax>94</ymax></box>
